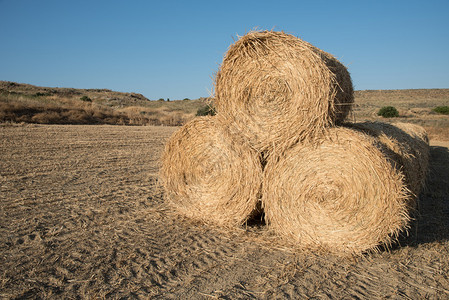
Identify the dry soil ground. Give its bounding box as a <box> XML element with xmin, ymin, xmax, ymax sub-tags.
<box><xmin>1</xmin><ymin>124</ymin><xmax>449</xmax><ymax>299</ymax></box>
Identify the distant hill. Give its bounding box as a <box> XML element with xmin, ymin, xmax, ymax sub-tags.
<box><xmin>1</xmin><ymin>80</ymin><xmax>448</xmax><ymax>127</ymax></box>
<box><xmin>0</xmin><ymin>80</ymin><xmax>151</xmax><ymax>102</ymax></box>
<box><xmin>0</xmin><ymin>81</ymin><xmax>210</xmax><ymax>125</ymax></box>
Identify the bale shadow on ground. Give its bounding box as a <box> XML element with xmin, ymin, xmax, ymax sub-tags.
<box><xmin>399</xmin><ymin>145</ymin><xmax>449</xmax><ymax>247</ymax></box>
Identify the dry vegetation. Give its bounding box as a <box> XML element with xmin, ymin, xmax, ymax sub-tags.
<box><xmin>214</xmin><ymin>31</ymin><xmax>353</xmax><ymax>152</ymax></box>
<box><xmin>0</xmin><ymin>81</ymin><xmax>209</xmax><ymax>126</ymax></box>
<box><xmin>0</xmin><ymin>73</ymin><xmax>448</xmax><ymax>296</ymax></box>
<box><xmin>159</xmin><ymin>31</ymin><xmax>442</xmax><ymax>256</ymax></box>
<box><xmin>263</xmin><ymin>122</ymin><xmax>429</xmax><ymax>255</ymax></box>
<box><xmin>1</xmin><ymin>81</ymin><xmax>448</xmax><ymax>140</ymax></box>
<box><xmin>351</xmin><ymin>89</ymin><xmax>449</xmax><ymax>140</ymax></box>
<box><xmin>160</xmin><ymin>116</ymin><xmax>263</xmax><ymax>227</ymax></box>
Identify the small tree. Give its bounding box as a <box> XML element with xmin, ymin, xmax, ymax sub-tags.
<box><xmin>377</xmin><ymin>106</ymin><xmax>399</xmax><ymax>118</ymax></box>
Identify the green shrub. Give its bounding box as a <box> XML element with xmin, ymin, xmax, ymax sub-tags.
<box><xmin>377</xmin><ymin>106</ymin><xmax>399</xmax><ymax>118</ymax></box>
<box><xmin>33</xmin><ymin>92</ymin><xmax>50</xmax><ymax>97</ymax></box>
<box><xmin>196</xmin><ymin>105</ymin><xmax>216</xmax><ymax>116</ymax></box>
<box><xmin>433</xmin><ymin>106</ymin><xmax>449</xmax><ymax>115</ymax></box>
<box><xmin>80</xmin><ymin>95</ymin><xmax>92</xmax><ymax>102</ymax></box>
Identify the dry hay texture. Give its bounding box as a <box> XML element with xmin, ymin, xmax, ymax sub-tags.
<box><xmin>350</xmin><ymin>122</ymin><xmax>430</xmax><ymax>197</ymax></box>
<box><xmin>160</xmin><ymin>30</ymin><xmax>429</xmax><ymax>256</ymax></box>
<box><xmin>159</xmin><ymin>116</ymin><xmax>263</xmax><ymax>228</ymax></box>
<box><xmin>214</xmin><ymin>30</ymin><xmax>354</xmax><ymax>152</ymax></box>
<box><xmin>263</xmin><ymin>123</ymin><xmax>430</xmax><ymax>255</ymax></box>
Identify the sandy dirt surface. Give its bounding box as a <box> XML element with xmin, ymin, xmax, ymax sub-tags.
<box><xmin>1</xmin><ymin>124</ymin><xmax>449</xmax><ymax>299</ymax></box>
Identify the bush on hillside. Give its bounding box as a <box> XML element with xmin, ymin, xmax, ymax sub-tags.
<box><xmin>80</xmin><ymin>95</ymin><xmax>92</xmax><ymax>102</ymax></box>
<box><xmin>378</xmin><ymin>106</ymin><xmax>399</xmax><ymax>118</ymax></box>
<box><xmin>33</xmin><ymin>92</ymin><xmax>51</xmax><ymax>97</ymax></box>
<box><xmin>196</xmin><ymin>105</ymin><xmax>216</xmax><ymax>116</ymax></box>
<box><xmin>433</xmin><ymin>106</ymin><xmax>449</xmax><ymax>115</ymax></box>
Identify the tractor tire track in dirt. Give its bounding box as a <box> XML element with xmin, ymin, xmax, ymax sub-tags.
<box><xmin>1</xmin><ymin>124</ymin><xmax>449</xmax><ymax>298</ymax></box>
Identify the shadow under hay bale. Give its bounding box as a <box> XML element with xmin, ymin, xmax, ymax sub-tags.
<box><xmin>262</xmin><ymin>123</ymin><xmax>430</xmax><ymax>256</ymax></box>
<box><xmin>159</xmin><ymin>116</ymin><xmax>263</xmax><ymax>228</ymax></box>
<box><xmin>349</xmin><ymin>122</ymin><xmax>430</xmax><ymax>197</ymax></box>
<box><xmin>214</xmin><ymin>30</ymin><xmax>354</xmax><ymax>152</ymax></box>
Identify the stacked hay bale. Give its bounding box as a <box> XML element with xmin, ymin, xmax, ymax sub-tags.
<box><xmin>214</xmin><ymin>30</ymin><xmax>354</xmax><ymax>153</ymax></box>
<box><xmin>160</xmin><ymin>30</ymin><xmax>430</xmax><ymax>255</ymax></box>
<box><xmin>350</xmin><ymin>122</ymin><xmax>430</xmax><ymax>197</ymax></box>
<box><xmin>160</xmin><ymin>116</ymin><xmax>263</xmax><ymax>228</ymax></box>
<box><xmin>263</xmin><ymin>123</ymin><xmax>429</xmax><ymax>254</ymax></box>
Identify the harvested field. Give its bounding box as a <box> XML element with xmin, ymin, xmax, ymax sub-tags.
<box><xmin>1</xmin><ymin>124</ymin><xmax>449</xmax><ymax>298</ymax></box>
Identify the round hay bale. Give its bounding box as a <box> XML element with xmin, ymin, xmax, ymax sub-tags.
<box><xmin>262</xmin><ymin>127</ymin><xmax>412</xmax><ymax>255</ymax></box>
<box><xmin>350</xmin><ymin>122</ymin><xmax>430</xmax><ymax>197</ymax></box>
<box><xmin>159</xmin><ymin>116</ymin><xmax>263</xmax><ymax>227</ymax></box>
<box><xmin>214</xmin><ymin>30</ymin><xmax>354</xmax><ymax>152</ymax></box>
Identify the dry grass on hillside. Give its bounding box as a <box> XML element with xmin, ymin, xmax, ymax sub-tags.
<box><xmin>350</xmin><ymin>89</ymin><xmax>449</xmax><ymax>141</ymax></box>
<box><xmin>352</xmin><ymin>89</ymin><xmax>449</xmax><ymax>125</ymax></box>
<box><xmin>0</xmin><ymin>81</ymin><xmax>208</xmax><ymax>126</ymax></box>
<box><xmin>1</xmin><ymin>81</ymin><xmax>448</xmax><ymax>131</ymax></box>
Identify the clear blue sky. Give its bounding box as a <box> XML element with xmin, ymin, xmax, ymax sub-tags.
<box><xmin>1</xmin><ymin>0</ymin><xmax>448</xmax><ymax>100</ymax></box>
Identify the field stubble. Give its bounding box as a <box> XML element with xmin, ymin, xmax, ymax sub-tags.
<box><xmin>351</xmin><ymin>89</ymin><xmax>449</xmax><ymax>141</ymax></box>
<box><xmin>1</xmin><ymin>124</ymin><xmax>449</xmax><ymax>298</ymax></box>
